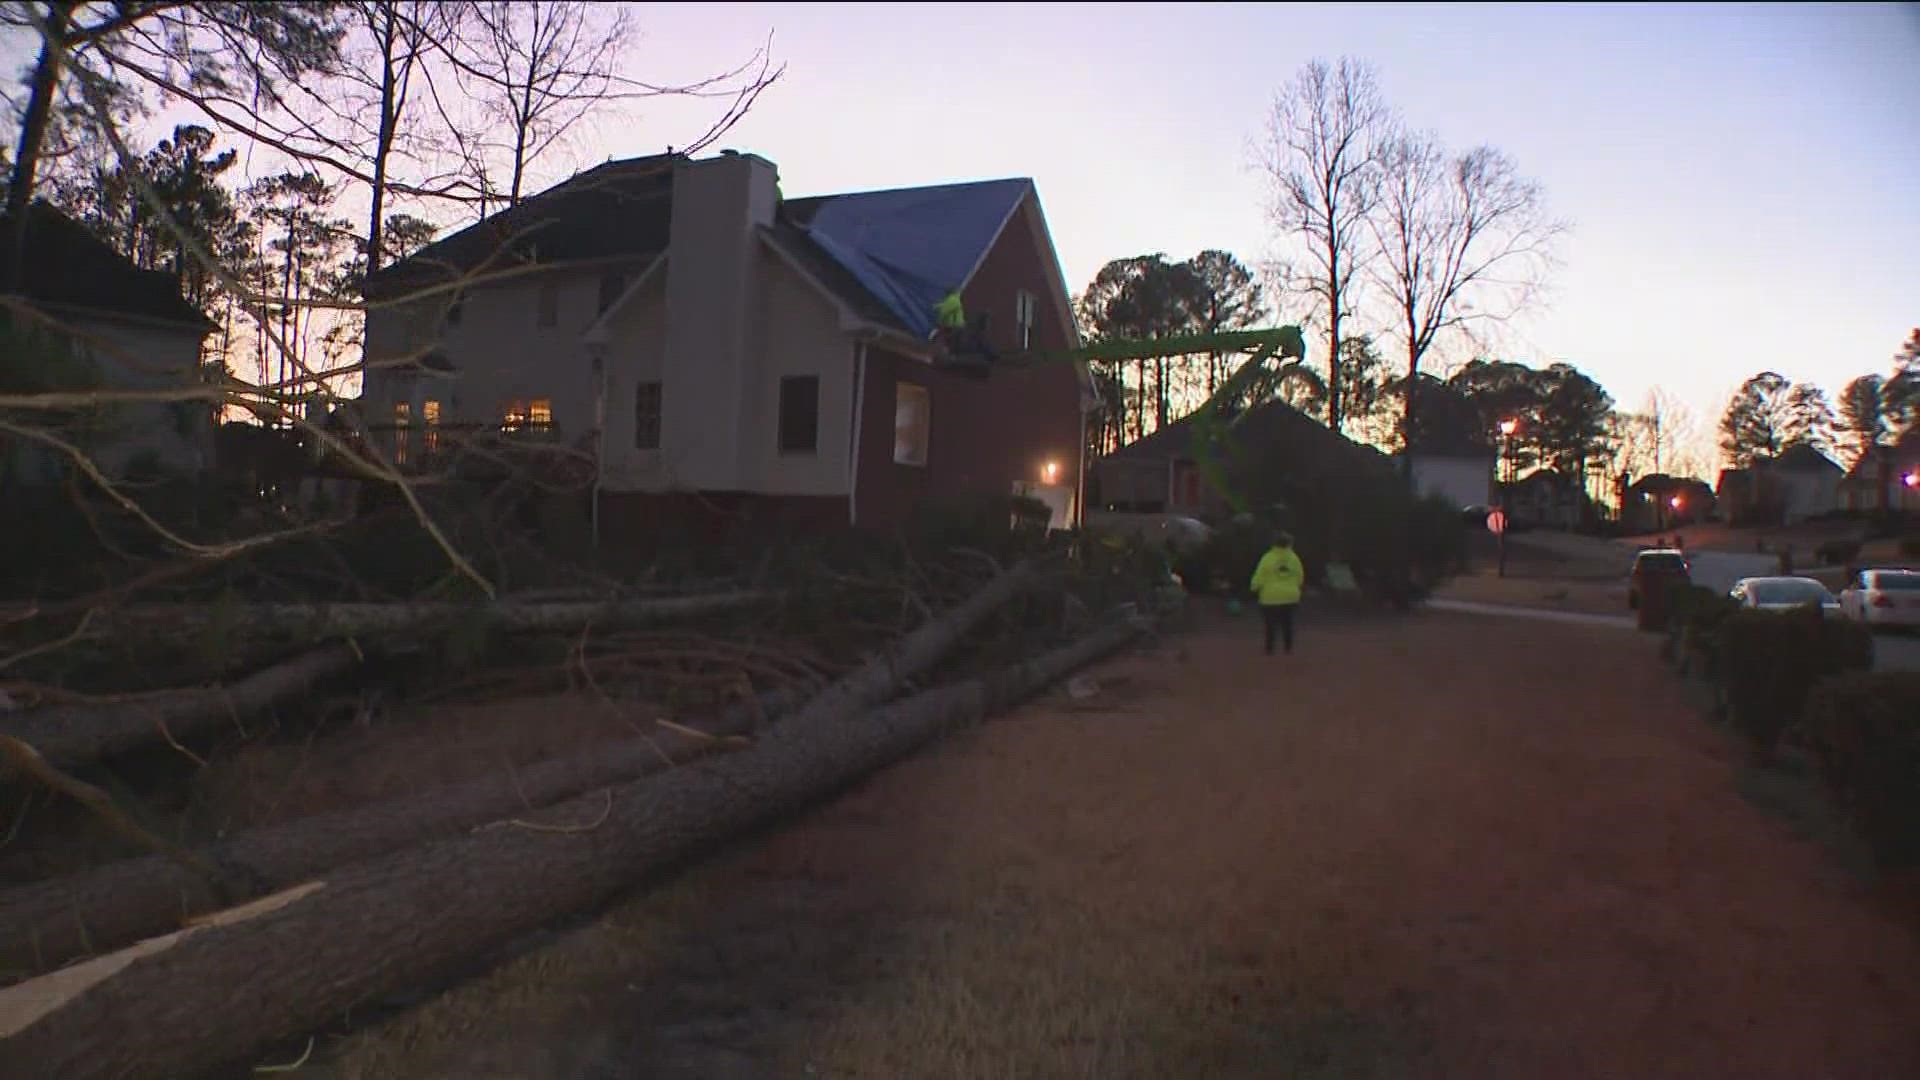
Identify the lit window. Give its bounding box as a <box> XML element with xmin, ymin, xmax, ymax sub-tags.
<box><xmin>536</xmin><ymin>281</ymin><xmax>558</xmax><ymax>328</ymax></box>
<box><xmin>1014</xmin><ymin>289</ymin><xmax>1036</xmax><ymax>350</ymax></box>
<box><xmin>634</xmin><ymin>381</ymin><xmax>662</xmax><ymax>449</ymax></box>
<box><xmin>502</xmin><ymin>398</ymin><xmax>553</xmax><ymax>434</ymax></box>
<box><xmin>779</xmin><ymin>375</ymin><xmax>819</xmax><ymax>454</ymax></box>
<box><xmin>423</xmin><ymin>399</ymin><xmax>441</xmax><ymax>452</ymax></box>
<box><xmin>393</xmin><ymin>400</ymin><xmax>411</xmax><ymax>466</ymax></box>
<box><xmin>893</xmin><ymin>382</ymin><xmax>929</xmax><ymax>466</ymax></box>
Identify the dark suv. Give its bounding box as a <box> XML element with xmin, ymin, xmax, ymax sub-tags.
<box><xmin>1628</xmin><ymin>549</ymin><xmax>1690</xmax><ymax>610</ymax></box>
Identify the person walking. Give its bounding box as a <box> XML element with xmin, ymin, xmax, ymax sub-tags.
<box><xmin>1249</xmin><ymin>530</ymin><xmax>1305</xmax><ymax>655</ymax></box>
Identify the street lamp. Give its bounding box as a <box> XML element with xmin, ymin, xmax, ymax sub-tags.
<box><xmin>1495</xmin><ymin>418</ymin><xmax>1519</xmax><ymax>578</ymax></box>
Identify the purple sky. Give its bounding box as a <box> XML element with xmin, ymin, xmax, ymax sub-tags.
<box><xmin>614</xmin><ymin>2</ymin><xmax>1919</xmax><ymax>462</ymax></box>
<box><xmin>11</xmin><ymin>3</ymin><xmax>1914</xmax><ymax>462</ymax></box>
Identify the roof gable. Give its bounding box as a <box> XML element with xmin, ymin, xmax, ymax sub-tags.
<box><xmin>3</xmin><ymin>201</ymin><xmax>210</xmax><ymax>330</ymax></box>
<box><xmin>1107</xmin><ymin>398</ymin><xmax>1391</xmax><ymax>480</ymax></box>
<box><xmin>785</xmin><ymin>178</ymin><xmax>1033</xmax><ymax>338</ymax></box>
<box><xmin>1771</xmin><ymin>444</ymin><xmax>1841</xmax><ymax>474</ymax></box>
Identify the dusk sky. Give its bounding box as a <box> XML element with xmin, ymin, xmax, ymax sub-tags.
<box><xmin>11</xmin><ymin>3</ymin><xmax>1916</xmax><ymax>464</ymax></box>
<box><xmin>609</xmin><ymin>1</ymin><xmax>1919</xmax><ymax>463</ymax></box>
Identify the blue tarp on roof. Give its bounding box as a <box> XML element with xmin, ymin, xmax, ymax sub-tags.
<box><xmin>799</xmin><ymin>178</ymin><xmax>1031</xmax><ymax>338</ymax></box>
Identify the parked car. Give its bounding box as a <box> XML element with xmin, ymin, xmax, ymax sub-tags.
<box><xmin>1838</xmin><ymin>568</ymin><xmax>1920</xmax><ymax>630</ymax></box>
<box><xmin>1628</xmin><ymin>548</ymin><xmax>1690</xmax><ymax>610</ymax></box>
<box><xmin>1728</xmin><ymin>575</ymin><xmax>1841</xmax><ymax>616</ymax></box>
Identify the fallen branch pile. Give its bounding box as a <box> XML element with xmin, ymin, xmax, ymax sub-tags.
<box><xmin>0</xmin><ymin>562</ymin><xmax>1043</xmax><ymax>975</ymax></box>
<box><xmin>1</xmin><ymin>591</ymin><xmax>771</xmax><ymax>768</ymax></box>
<box><xmin>0</xmin><ymin>609</ymin><xmax>1150</xmax><ymax>1078</ymax></box>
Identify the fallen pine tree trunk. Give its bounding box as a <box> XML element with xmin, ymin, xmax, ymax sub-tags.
<box><xmin>0</xmin><ymin>645</ymin><xmax>361</xmax><ymax>769</ymax></box>
<box><xmin>0</xmin><ymin>610</ymin><xmax>1148</xmax><ymax>1080</ymax></box>
<box><xmin>0</xmin><ymin>562</ymin><xmax>1043</xmax><ymax>977</ymax></box>
<box><xmin>2</xmin><ymin>591</ymin><xmax>770</xmax><ymax>770</ymax></box>
<box><xmin>0</xmin><ymin>590</ymin><xmax>771</xmax><ymax>643</ymax></box>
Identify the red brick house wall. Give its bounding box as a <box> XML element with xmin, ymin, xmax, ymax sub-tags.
<box><xmin>852</xmin><ymin>197</ymin><xmax>1082</xmax><ymax>528</ymax></box>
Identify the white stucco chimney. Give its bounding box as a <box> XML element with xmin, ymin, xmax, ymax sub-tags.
<box><xmin>661</xmin><ymin>150</ymin><xmax>779</xmax><ymax>492</ymax></box>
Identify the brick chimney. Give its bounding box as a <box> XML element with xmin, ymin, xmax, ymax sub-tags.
<box><xmin>660</xmin><ymin>150</ymin><xmax>779</xmax><ymax>492</ymax></box>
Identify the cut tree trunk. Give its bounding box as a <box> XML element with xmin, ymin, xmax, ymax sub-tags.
<box><xmin>1</xmin><ymin>592</ymin><xmax>770</xmax><ymax>769</ymax></box>
<box><xmin>0</xmin><ymin>590</ymin><xmax>770</xmax><ymax>645</ymax></box>
<box><xmin>1</xmin><ymin>645</ymin><xmax>360</xmax><ymax>769</ymax></box>
<box><xmin>0</xmin><ymin>562</ymin><xmax>1042</xmax><ymax>976</ymax></box>
<box><xmin>0</xmin><ymin>613</ymin><xmax>1147</xmax><ymax>1079</ymax></box>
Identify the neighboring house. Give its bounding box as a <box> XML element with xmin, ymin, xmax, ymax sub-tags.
<box><xmin>360</xmin><ymin>150</ymin><xmax>1088</xmax><ymax>537</ymax></box>
<box><xmin>0</xmin><ymin>201</ymin><xmax>214</xmax><ymax>484</ymax></box>
<box><xmin>1718</xmin><ymin>444</ymin><xmax>1843</xmax><ymax>525</ymax></box>
<box><xmin>1621</xmin><ymin>473</ymin><xmax>1715</xmax><ymax>532</ymax></box>
<box><xmin>1090</xmin><ymin>399</ymin><xmax>1393</xmax><ymax>520</ymax></box>
<box><xmin>1502</xmin><ymin>469</ymin><xmax>1583</xmax><ymax>529</ymax></box>
<box><xmin>1393</xmin><ymin>447</ymin><xmax>1495</xmax><ymax>511</ymax></box>
<box><xmin>1839</xmin><ymin>430</ymin><xmax>1920</xmax><ymax>514</ymax></box>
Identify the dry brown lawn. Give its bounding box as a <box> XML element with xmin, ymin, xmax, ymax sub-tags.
<box><xmin>309</xmin><ymin>607</ymin><xmax>1920</xmax><ymax>1080</ymax></box>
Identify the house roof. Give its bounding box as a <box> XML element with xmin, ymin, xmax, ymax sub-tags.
<box><xmin>365</xmin><ymin>154</ymin><xmax>1040</xmax><ymax>342</ymax></box>
<box><xmin>1771</xmin><ymin>443</ymin><xmax>1842</xmax><ymax>474</ymax></box>
<box><xmin>1105</xmin><ymin>398</ymin><xmax>1392</xmax><ymax>479</ymax></box>
<box><xmin>785</xmin><ymin>178</ymin><xmax>1033</xmax><ymax>338</ymax></box>
<box><xmin>2</xmin><ymin>200</ymin><xmax>210</xmax><ymax>330</ymax></box>
<box><xmin>363</xmin><ymin>155</ymin><xmax>678</xmax><ymax>299</ymax></box>
<box><xmin>1627</xmin><ymin>473</ymin><xmax>1713</xmax><ymax>496</ymax></box>
<box><xmin>758</xmin><ymin>222</ymin><xmax>913</xmax><ymax>333</ymax></box>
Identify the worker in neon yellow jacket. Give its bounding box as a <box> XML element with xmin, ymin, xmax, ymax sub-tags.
<box><xmin>1249</xmin><ymin>530</ymin><xmax>1305</xmax><ymax>655</ymax></box>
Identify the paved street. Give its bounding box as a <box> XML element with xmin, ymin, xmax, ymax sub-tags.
<box><xmin>1873</xmin><ymin>632</ymin><xmax>1920</xmax><ymax>672</ymax></box>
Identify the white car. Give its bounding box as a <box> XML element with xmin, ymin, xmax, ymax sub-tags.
<box><xmin>1728</xmin><ymin>576</ymin><xmax>1842</xmax><ymax>616</ymax></box>
<box><xmin>1838</xmin><ymin>569</ymin><xmax>1920</xmax><ymax>630</ymax></box>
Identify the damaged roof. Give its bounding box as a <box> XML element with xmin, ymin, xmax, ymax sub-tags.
<box><xmin>366</xmin><ymin>155</ymin><xmax>1035</xmax><ymax>340</ymax></box>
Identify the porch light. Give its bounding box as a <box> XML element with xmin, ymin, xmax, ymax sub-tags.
<box><xmin>1042</xmin><ymin>460</ymin><xmax>1061</xmax><ymax>485</ymax></box>
<box><xmin>1670</xmin><ymin>495</ymin><xmax>1683</xmax><ymax>510</ymax></box>
<box><xmin>1905</xmin><ymin>471</ymin><xmax>1919</xmax><ymax>489</ymax></box>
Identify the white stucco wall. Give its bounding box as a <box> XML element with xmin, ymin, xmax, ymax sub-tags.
<box><xmin>361</xmin><ymin>269</ymin><xmax>615</xmax><ymax>444</ymax></box>
<box><xmin>1409</xmin><ymin>455</ymin><xmax>1494</xmax><ymax>509</ymax></box>
<box><xmin>598</xmin><ymin>274</ymin><xmax>672</xmax><ymax>489</ymax></box>
<box><xmin>597</xmin><ymin>249</ymin><xmax>853</xmax><ymax>496</ymax></box>
<box><xmin>743</xmin><ymin>252</ymin><xmax>854</xmax><ymax>496</ymax></box>
<box><xmin>76</xmin><ymin>316</ymin><xmax>211</xmax><ymax>478</ymax></box>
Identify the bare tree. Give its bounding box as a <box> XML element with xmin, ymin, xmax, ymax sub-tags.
<box><xmin>1369</xmin><ymin>131</ymin><xmax>1563</xmax><ymax>479</ymax></box>
<box><xmin>1255</xmin><ymin>57</ymin><xmax>1391</xmax><ymax>433</ymax></box>
<box><xmin>338</xmin><ymin>1</ymin><xmax>466</xmax><ymax>278</ymax></box>
<box><xmin>427</xmin><ymin>1</ymin><xmax>783</xmax><ymax>213</ymax></box>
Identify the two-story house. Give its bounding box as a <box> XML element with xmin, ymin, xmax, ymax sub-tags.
<box><xmin>1</xmin><ymin>200</ymin><xmax>214</xmax><ymax>485</ymax></box>
<box><xmin>360</xmin><ymin>150</ymin><xmax>1089</xmax><ymax>540</ymax></box>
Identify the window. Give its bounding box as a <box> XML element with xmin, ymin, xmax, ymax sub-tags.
<box><xmin>502</xmin><ymin>398</ymin><xmax>552</xmax><ymax>434</ymax></box>
<box><xmin>893</xmin><ymin>382</ymin><xmax>929</xmax><ymax>466</ymax></box>
<box><xmin>1014</xmin><ymin>289</ymin><xmax>1037</xmax><ymax>350</ymax></box>
<box><xmin>393</xmin><ymin>401</ymin><xmax>411</xmax><ymax>466</ymax></box>
<box><xmin>634</xmin><ymin>381</ymin><xmax>662</xmax><ymax>449</ymax></box>
<box><xmin>778</xmin><ymin>375</ymin><xmax>820</xmax><ymax>454</ymax></box>
<box><xmin>536</xmin><ymin>281</ymin><xmax>558</xmax><ymax>328</ymax></box>
<box><xmin>423</xmin><ymin>399</ymin><xmax>441</xmax><ymax>453</ymax></box>
<box><xmin>597</xmin><ymin>271</ymin><xmax>626</xmax><ymax>315</ymax></box>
